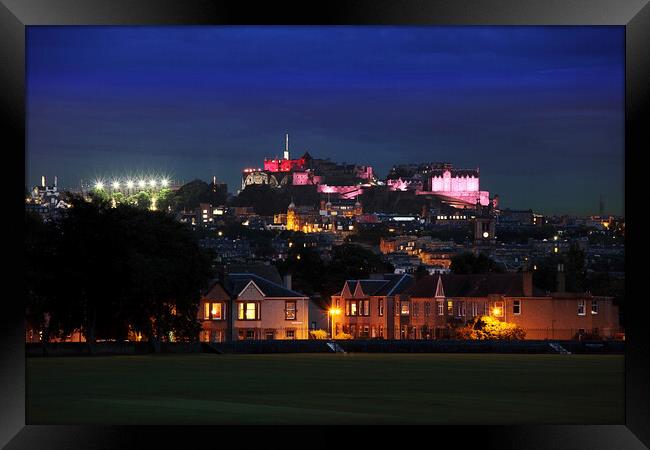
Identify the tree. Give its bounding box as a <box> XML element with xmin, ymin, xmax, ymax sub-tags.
<box><xmin>533</xmin><ymin>243</ymin><xmax>586</xmax><ymax>292</ymax></box>
<box><xmin>450</xmin><ymin>252</ymin><xmax>504</xmax><ymax>274</ymax></box>
<box><xmin>133</xmin><ymin>191</ymin><xmax>152</xmax><ymax>210</ymax></box>
<box><xmin>26</xmin><ymin>195</ymin><xmax>213</xmax><ymax>349</ymax></box>
<box><xmin>456</xmin><ymin>315</ymin><xmax>526</xmax><ymax>340</ymax></box>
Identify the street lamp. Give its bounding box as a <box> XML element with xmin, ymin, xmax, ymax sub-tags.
<box><xmin>328</xmin><ymin>308</ymin><xmax>341</xmax><ymax>339</ymax></box>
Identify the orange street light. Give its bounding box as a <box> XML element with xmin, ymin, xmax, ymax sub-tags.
<box><xmin>328</xmin><ymin>308</ymin><xmax>342</xmax><ymax>339</ymax></box>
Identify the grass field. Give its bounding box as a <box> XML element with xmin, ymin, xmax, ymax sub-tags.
<box><xmin>27</xmin><ymin>353</ymin><xmax>624</xmax><ymax>425</ymax></box>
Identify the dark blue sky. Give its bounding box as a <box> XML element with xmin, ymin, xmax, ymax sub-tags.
<box><xmin>26</xmin><ymin>26</ymin><xmax>624</xmax><ymax>215</ymax></box>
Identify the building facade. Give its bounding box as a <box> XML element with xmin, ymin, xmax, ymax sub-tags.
<box><xmin>402</xmin><ymin>273</ymin><xmax>621</xmax><ymax>340</ymax></box>
<box><xmin>330</xmin><ymin>274</ymin><xmax>415</xmax><ymax>339</ymax></box>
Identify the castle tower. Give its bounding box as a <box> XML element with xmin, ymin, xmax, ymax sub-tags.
<box><xmin>284</xmin><ymin>133</ymin><xmax>290</xmax><ymax>160</ymax></box>
<box><xmin>287</xmin><ymin>198</ymin><xmax>296</xmax><ymax>231</ymax></box>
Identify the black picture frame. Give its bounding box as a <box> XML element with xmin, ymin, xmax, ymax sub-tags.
<box><xmin>3</xmin><ymin>0</ymin><xmax>648</xmax><ymax>448</ymax></box>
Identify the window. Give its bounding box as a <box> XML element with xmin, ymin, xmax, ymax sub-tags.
<box><xmin>437</xmin><ymin>300</ymin><xmax>444</xmax><ymax>316</ymax></box>
<box><xmin>577</xmin><ymin>299</ymin><xmax>586</xmax><ymax>316</ymax></box>
<box><xmin>457</xmin><ymin>301</ymin><xmax>465</xmax><ymax>317</ymax></box>
<box><xmin>424</xmin><ymin>302</ymin><xmax>431</xmax><ymax>317</ymax></box>
<box><xmin>204</xmin><ymin>302</ymin><xmax>223</xmax><ymax>320</ymax></box>
<box><xmin>378</xmin><ymin>299</ymin><xmax>384</xmax><ymax>316</ymax></box>
<box><xmin>238</xmin><ymin>302</ymin><xmax>259</xmax><ymax>320</ymax></box>
<box><xmin>413</xmin><ymin>303</ymin><xmax>419</xmax><ymax>318</ymax></box>
<box><xmin>471</xmin><ymin>302</ymin><xmax>478</xmax><ymax>317</ymax></box>
<box><xmin>286</xmin><ymin>329</ymin><xmax>295</xmax><ymax>339</ymax></box>
<box><xmin>401</xmin><ymin>302</ymin><xmax>410</xmax><ymax>316</ymax></box>
<box><xmin>513</xmin><ymin>300</ymin><xmax>521</xmax><ymax>315</ymax></box>
<box><xmin>245</xmin><ymin>329</ymin><xmax>255</xmax><ymax>340</ymax></box>
<box><xmin>265</xmin><ymin>330</ymin><xmax>275</xmax><ymax>340</ymax></box>
<box><xmin>591</xmin><ymin>300</ymin><xmax>599</xmax><ymax>315</ymax></box>
<box><xmin>379</xmin><ymin>326</ymin><xmax>384</xmax><ymax>338</ymax></box>
<box><xmin>359</xmin><ymin>300</ymin><xmax>370</xmax><ymax>316</ymax></box>
<box><xmin>285</xmin><ymin>301</ymin><xmax>297</xmax><ymax>320</ymax></box>
<box><xmin>346</xmin><ymin>300</ymin><xmax>358</xmax><ymax>316</ymax></box>
<box><xmin>447</xmin><ymin>300</ymin><xmax>453</xmax><ymax>315</ymax></box>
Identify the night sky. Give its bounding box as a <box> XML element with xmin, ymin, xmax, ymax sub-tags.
<box><xmin>26</xmin><ymin>26</ymin><xmax>624</xmax><ymax>216</ymax></box>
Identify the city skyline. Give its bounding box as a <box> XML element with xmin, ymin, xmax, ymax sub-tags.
<box><xmin>26</xmin><ymin>26</ymin><xmax>624</xmax><ymax>216</ymax></box>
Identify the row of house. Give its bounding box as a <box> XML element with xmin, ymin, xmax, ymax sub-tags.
<box><xmin>198</xmin><ymin>265</ymin><xmax>621</xmax><ymax>342</ymax></box>
<box><xmin>330</xmin><ymin>271</ymin><xmax>621</xmax><ymax>341</ymax></box>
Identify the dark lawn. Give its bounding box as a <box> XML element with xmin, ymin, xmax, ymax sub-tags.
<box><xmin>27</xmin><ymin>353</ymin><xmax>624</xmax><ymax>425</ymax></box>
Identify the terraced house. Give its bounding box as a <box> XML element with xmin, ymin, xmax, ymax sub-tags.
<box><xmin>402</xmin><ymin>271</ymin><xmax>621</xmax><ymax>340</ymax></box>
<box><xmin>330</xmin><ymin>274</ymin><xmax>415</xmax><ymax>339</ymax></box>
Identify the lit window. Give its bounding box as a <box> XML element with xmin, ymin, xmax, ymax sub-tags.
<box><xmin>447</xmin><ymin>300</ymin><xmax>453</xmax><ymax>315</ymax></box>
<box><xmin>285</xmin><ymin>301</ymin><xmax>297</xmax><ymax>320</ymax></box>
<box><xmin>204</xmin><ymin>302</ymin><xmax>210</xmax><ymax>320</ymax></box>
<box><xmin>238</xmin><ymin>302</ymin><xmax>259</xmax><ymax>320</ymax></box>
<box><xmin>211</xmin><ymin>303</ymin><xmax>223</xmax><ymax>320</ymax></box>
<box><xmin>378</xmin><ymin>299</ymin><xmax>384</xmax><ymax>316</ymax></box>
<box><xmin>401</xmin><ymin>302</ymin><xmax>410</xmax><ymax>316</ymax></box>
<box><xmin>513</xmin><ymin>300</ymin><xmax>521</xmax><ymax>315</ymax></box>
<box><xmin>591</xmin><ymin>300</ymin><xmax>599</xmax><ymax>315</ymax></box>
<box><xmin>492</xmin><ymin>301</ymin><xmax>504</xmax><ymax>317</ymax></box>
<box><xmin>286</xmin><ymin>329</ymin><xmax>295</xmax><ymax>339</ymax></box>
<box><xmin>577</xmin><ymin>300</ymin><xmax>586</xmax><ymax>316</ymax></box>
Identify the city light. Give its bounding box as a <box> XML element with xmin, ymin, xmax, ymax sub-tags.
<box><xmin>126</xmin><ymin>180</ymin><xmax>134</xmax><ymax>189</ymax></box>
<box><xmin>94</xmin><ymin>181</ymin><xmax>104</xmax><ymax>190</ymax></box>
<box><xmin>138</xmin><ymin>179</ymin><xmax>146</xmax><ymax>188</ymax></box>
<box><xmin>148</xmin><ymin>179</ymin><xmax>156</xmax><ymax>187</ymax></box>
<box><xmin>112</xmin><ymin>181</ymin><xmax>120</xmax><ymax>189</ymax></box>
<box><xmin>161</xmin><ymin>178</ymin><xmax>169</xmax><ymax>187</ymax></box>
<box><xmin>329</xmin><ymin>308</ymin><xmax>342</xmax><ymax>316</ymax></box>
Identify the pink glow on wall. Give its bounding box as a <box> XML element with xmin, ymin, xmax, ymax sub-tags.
<box><xmin>317</xmin><ymin>184</ymin><xmax>364</xmax><ymax>199</ymax></box>
<box><xmin>387</xmin><ymin>178</ymin><xmax>423</xmax><ymax>192</ymax></box>
<box><xmin>263</xmin><ymin>158</ymin><xmax>305</xmax><ymax>172</ymax></box>
<box><xmin>425</xmin><ymin>171</ymin><xmax>490</xmax><ymax>205</ymax></box>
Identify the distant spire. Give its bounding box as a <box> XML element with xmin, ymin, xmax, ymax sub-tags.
<box><xmin>284</xmin><ymin>133</ymin><xmax>290</xmax><ymax>160</ymax></box>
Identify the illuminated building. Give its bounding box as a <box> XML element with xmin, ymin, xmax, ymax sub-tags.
<box><xmin>401</xmin><ymin>272</ymin><xmax>621</xmax><ymax>340</ymax></box>
<box><xmin>388</xmin><ymin>162</ymin><xmax>491</xmax><ymax>207</ymax></box>
<box><xmin>330</xmin><ymin>274</ymin><xmax>415</xmax><ymax>339</ymax></box>
<box><xmin>241</xmin><ymin>135</ymin><xmax>375</xmax><ymax>197</ymax></box>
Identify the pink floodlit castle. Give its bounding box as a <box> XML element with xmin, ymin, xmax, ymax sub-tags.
<box><xmin>387</xmin><ymin>163</ymin><xmax>490</xmax><ymax>206</ymax></box>
<box><xmin>426</xmin><ymin>167</ymin><xmax>490</xmax><ymax>206</ymax></box>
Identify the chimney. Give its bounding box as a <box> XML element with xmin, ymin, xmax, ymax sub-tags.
<box><xmin>522</xmin><ymin>270</ymin><xmax>533</xmax><ymax>297</ymax></box>
<box><xmin>284</xmin><ymin>273</ymin><xmax>292</xmax><ymax>291</ymax></box>
<box><xmin>41</xmin><ymin>175</ymin><xmax>46</xmax><ymax>187</ymax></box>
<box><xmin>556</xmin><ymin>263</ymin><xmax>566</xmax><ymax>293</ymax></box>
